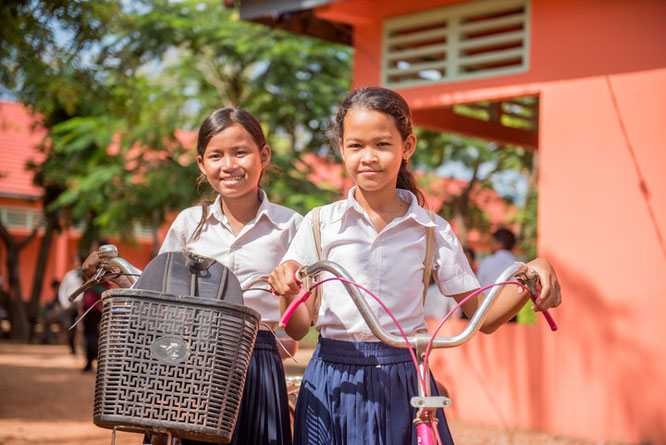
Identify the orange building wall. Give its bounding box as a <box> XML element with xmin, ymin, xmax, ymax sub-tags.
<box><xmin>316</xmin><ymin>0</ymin><xmax>666</xmax><ymax>443</ymax></box>
<box><xmin>321</xmin><ymin>0</ymin><xmax>666</xmax><ymax>99</ymax></box>
<box><xmin>0</xmin><ymin>219</ymin><xmax>159</xmax><ymax>304</ymax></box>
<box><xmin>426</xmin><ymin>68</ymin><xmax>666</xmax><ymax>444</ymax></box>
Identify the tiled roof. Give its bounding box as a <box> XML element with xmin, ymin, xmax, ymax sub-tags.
<box><xmin>0</xmin><ymin>101</ymin><xmax>46</xmax><ymax>199</ymax></box>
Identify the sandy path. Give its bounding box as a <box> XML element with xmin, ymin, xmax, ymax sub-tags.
<box><xmin>0</xmin><ymin>343</ymin><xmax>626</xmax><ymax>445</ymax></box>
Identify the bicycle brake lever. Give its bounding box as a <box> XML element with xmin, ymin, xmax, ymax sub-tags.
<box><xmin>514</xmin><ymin>268</ymin><xmax>558</xmax><ymax>332</ymax></box>
<box><xmin>67</xmin><ymin>267</ymin><xmax>105</xmax><ymax>303</ymax></box>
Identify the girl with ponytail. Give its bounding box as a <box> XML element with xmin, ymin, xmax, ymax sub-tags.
<box><xmin>269</xmin><ymin>87</ymin><xmax>562</xmax><ymax>444</ymax></box>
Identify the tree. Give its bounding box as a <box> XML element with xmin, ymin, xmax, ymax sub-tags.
<box><xmin>411</xmin><ymin>96</ymin><xmax>539</xmax><ymax>255</ymax></box>
<box><xmin>104</xmin><ymin>0</ymin><xmax>351</xmax><ymax>212</ymax></box>
<box><xmin>47</xmin><ymin>0</ymin><xmax>351</xmax><ymax>218</ymax></box>
<box><xmin>413</xmin><ymin>130</ymin><xmax>533</xmax><ymax>246</ymax></box>
<box><xmin>1</xmin><ymin>0</ymin><xmax>352</xmax><ymax>339</ymax></box>
<box><xmin>1</xmin><ymin>0</ymin><xmax>124</xmax><ymax>340</ymax></box>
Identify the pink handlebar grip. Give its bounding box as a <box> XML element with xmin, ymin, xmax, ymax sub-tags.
<box><xmin>542</xmin><ymin>310</ymin><xmax>558</xmax><ymax>331</ymax></box>
<box><xmin>279</xmin><ymin>288</ymin><xmax>311</xmax><ymax>328</ymax></box>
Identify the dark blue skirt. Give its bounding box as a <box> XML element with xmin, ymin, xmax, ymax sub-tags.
<box><xmin>145</xmin><ymin>330</ymin><xmax>292</xmax><ymax>445</ymax></box>
<box><xmin>293</xmin><ymin>336</ymin><xmax>454</xmax><ymax>445</ymax></box>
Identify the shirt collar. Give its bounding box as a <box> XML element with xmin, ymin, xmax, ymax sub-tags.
<box><xmin>337</xmin><ymin>186</ymin><xmax>436</xmax><ymax>228</ymax></box>
<box><xmin>396</xmin><ymin>188</ymin><xmax>437</xmax><ymax>228</ymax></box>
<box><xmin>208</xmin><ymin>190</ymin><xmax>283</xmax><ymax>228</ymax></box>
<box><xmin>255</xmin><ymin>189</ymin><xmax>285</xmax><ymax>227</ymax></box>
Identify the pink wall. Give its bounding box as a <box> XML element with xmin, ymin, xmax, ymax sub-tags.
<box><xmin>317</xmin><ymin>0</ymin><xmax>666</xmax><ymax>442</ymax></box>
<box><xmin>429</xmin><ymin>68</ymin><xmax>666</xmax><ymax>444</ymax></box>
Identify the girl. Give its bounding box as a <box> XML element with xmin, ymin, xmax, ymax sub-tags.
<box><xmin>268</xmin><ymin>87</ymin><xmax>562</xmax><ymax>445</ymax></box>
<box><xmin>84</xmin><ymin>108</ymin><xmax>299</xmax><ymax>445</ymax></box>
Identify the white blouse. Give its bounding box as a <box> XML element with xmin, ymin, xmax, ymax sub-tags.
<box><xmin>282</xmin><ymin>187</ymin><xmax>479</xmax><ymax>341</ymax></box>
<box><xmin>160</xmin><ymin>190</ymin><xmax>302</xmax><ymax>328</ymax></box>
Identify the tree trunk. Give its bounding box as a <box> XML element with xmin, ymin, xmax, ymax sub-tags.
<box><xmin>3</xmin><ymin>239</ymin><xmax>29</xmax><ymax>341</ymax></box>
<box><xmin>453</xmin><ymin>205</ymin><xmax>468</xmax><ymax>244</ymax></box>
<box><xmin>0</xmin><ymin>222</ymin><xmax>39</xmax><ymax>342</ymax></box>
<box><xmin>27</xmin><ymin>219</ymin><xmax>56</xmax><ymax>342</ymax></box>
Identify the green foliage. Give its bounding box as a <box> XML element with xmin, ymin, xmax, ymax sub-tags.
<box><xmin>413</xmin><ymin>128</ymin><xmax>537</xmax><ymax>251</ymax></box>
<box><xmin>0</xmin><ymin>0</ymin><xmax>123</xmax><ymax>121</ymax></box>
<box><xmin>512</xmin><ymin>185</ymin><xmax>538</xmax><ymax>259</ymax></box>
<box><xmin>2</xmin><ymin>0</ymin><xmax>352</xmax><ymax>243</ymax></box>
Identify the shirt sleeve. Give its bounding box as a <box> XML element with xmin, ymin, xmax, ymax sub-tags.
<box><xmin>158</xmin><ymin>212</ymin><xmax>189</xmax><ymax>254</ymax></box>
<box><xmin>433</xmin><ymin>219</ymin><xmax>480</xmax><ymax>296</ymax></box>
<box><xmin>280</xmin><ymin>210</ymin><xmax>320</xmax><ymax>266</ymax></box>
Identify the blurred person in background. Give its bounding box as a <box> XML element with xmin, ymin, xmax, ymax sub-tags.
<box><xmin>80</xmin><ymin>241</ymin><xmax>109</xmax><ymax>372</ymax></box>
<box><xmin>58</xmin><ymin>252</ymin><xmax>87</xmax><ymax>355</ymax></box>
<box><xmin>476</xmin><ymin>228</ymin><xmax>517</xmax><ymax>289</ymax></box>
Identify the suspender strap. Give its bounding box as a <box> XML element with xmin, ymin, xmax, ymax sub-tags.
<box><xmin>311</xmin><ymin>207</ymin><xmax>323</xmax><ymax>323</ymax></box>
<box><xmin>422</xmin><ymin>210</ymin><xmax>437</xmax><ymax>304</ymax></box>
<box><xmin>312</xmin><ymin>206</ymin><xmax>322</xmax><ymax>260</ymax></box>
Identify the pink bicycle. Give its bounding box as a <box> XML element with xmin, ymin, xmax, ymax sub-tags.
<box><xmin>279</xmin><ymin>260</ymin><xmax>556</xmax><ymax>445</ymax></box>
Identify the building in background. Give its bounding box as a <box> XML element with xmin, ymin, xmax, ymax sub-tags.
<box><xmin>0</xmin><ymin>101</ymin><xmax>159</xmax><ymax>305</ymax></box>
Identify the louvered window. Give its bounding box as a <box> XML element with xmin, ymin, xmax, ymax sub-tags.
<box><xmin>0</xmin><ymin>207</ymin><xmax>42</xmax><ymax>229</ymax></box>
<box><xmin>382</xmin><ymin>0</ymin><xmax>530</xmax><ymax>88</ymax></box>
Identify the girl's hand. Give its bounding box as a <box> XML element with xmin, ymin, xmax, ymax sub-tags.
<box><xmin>525</xmin><ymin>258</ymin><xmax>562</xmax><ymax>311</ymax></box>
<box><xmin>81</xmin><ymin>251</ymin><xmax>102</xmax><ymax>281</ymax></box>
<box><xmin>269</xmin><ymin>260</ymin><xmax>312</xmax><ymax>341</ymax></box>
<box><xmin>81</xmin><ymin>251</ymin><xmax>131</xmax><ymax>288</ymax></box>
<box><xmin>268</xmin><ymin>260</ymin><xmax>302</xmax><ymax>298</ymax></box>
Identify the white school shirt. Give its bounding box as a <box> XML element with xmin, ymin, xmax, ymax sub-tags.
<box><xmin>58</xmin><ymin>268</ymin><xmax>83</xmax><ymax>309</ymax></box>
<box><xmin>159</xmin><ymin>190</ymin><xmax>302</xmax><ymax>329</ymax></box>
<box><xmin>282</xmin><ymin>187</ymin><xmax>480</xmax><ymax>341</ymax></box>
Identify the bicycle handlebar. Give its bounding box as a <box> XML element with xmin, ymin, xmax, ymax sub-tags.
<box><xmin>67</xmin><ymin>244</ymin><xmax>142</xmax><ymax>302</ymax></box>
<box><xmin>290</xmin><ymin>260</ymin><xmax>524</xmax><ymax>350</ymax></box>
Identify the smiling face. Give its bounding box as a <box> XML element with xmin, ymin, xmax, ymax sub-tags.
<box><xmin>197</xmin><ymin>124</ymin><xmax>270</xmax><ymax>200</ymax></box>
<box><xmin>339</xmin><ymin>107</ymin><xmax>416</xmax><ymax>196</ymax></box>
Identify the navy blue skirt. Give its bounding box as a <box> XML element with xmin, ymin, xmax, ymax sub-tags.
<box><xmin>293</xmin><ymin>337</ymin><xmax>454</xmax><ymax>445</ymax></box>
<box><xmin>145</xmin><ymin>330</ymin><xmax>292</xmax><ymax>445</ymax></box>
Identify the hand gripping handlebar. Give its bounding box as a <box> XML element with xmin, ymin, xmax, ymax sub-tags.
<box><xmin>67</xmin><ymin>244</ymin><xmax>142</xmax><ymax>303</ymax></box>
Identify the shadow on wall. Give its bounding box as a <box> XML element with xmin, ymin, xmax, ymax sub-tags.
<box><xmin>427</xmin><ymin>259</ymin><xmax>666</xmax><ymax>443</ymax></box>
<box><xmin>558</xmin><ymin>263</ymin><xmax>666</xmax><ymax>444</ymax></box>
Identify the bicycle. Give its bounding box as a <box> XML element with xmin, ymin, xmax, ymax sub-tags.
<box><xmin>279</xmin><ymin>260</ymin><xmax>557</xmax><ymax>445</ymax></box>
<box><xmin>70</xmin><ymin>245</ymin><xmax>262</xmax><ymax>445</ymax></box>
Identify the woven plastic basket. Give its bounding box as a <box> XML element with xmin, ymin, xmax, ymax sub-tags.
<box><xmin>93</xmin><ymin>288</ymin><xmax>260</xmax><ymax>443</ymax></box>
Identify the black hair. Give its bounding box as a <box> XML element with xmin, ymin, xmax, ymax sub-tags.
<box><xmin>196</xmin><ymin>108</ymin><xmax>267</xmax><ymax>158</ymax></box>
<box><xmin>192</xmin><ymin>108</ymin><xmax>268</xmax><ymax>240</ymax></box>
<box><xmin>333</xmin><ymin>86</ymin><xmax>426</xmax><ymax>206</ymax></box>
<box><xmin>493</xmin><ymin>228</ymin><xmax>516</xmax><ymax>251</ymax></box>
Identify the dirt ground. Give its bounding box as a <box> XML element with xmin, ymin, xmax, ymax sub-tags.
<box><xmin>0</xmin><ymin>342</ymin><xmax>627</xmax><ymax>445</ymax></box>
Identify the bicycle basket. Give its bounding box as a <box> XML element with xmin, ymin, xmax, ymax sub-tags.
<box><xmin>92</xmin><ymin>252</ymin><xmax>260</xmax><ymax>443</ymax></box>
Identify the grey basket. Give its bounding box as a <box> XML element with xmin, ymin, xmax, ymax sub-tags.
<box><xmin>93</xmin><ymin>288</ymin><xmax>260</xmax><ymax>443</ymax></box>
